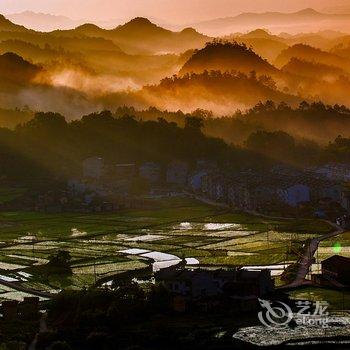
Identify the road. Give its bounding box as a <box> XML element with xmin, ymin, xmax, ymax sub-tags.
<box><xmin>281</xmin><ymin>221</ymin><xmax>345</xmax><ymax>289</ymax></box>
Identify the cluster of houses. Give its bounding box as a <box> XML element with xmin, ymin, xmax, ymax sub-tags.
<box><xmin>63</xmin><ymin>157</ymin><xmax>350</xmax><ymax>217</ymax></box>
<box><xmin>154</xmin><ymin>256</ymin><xmax>350</xmax><ymax>312</ymax></box>
<box><xmin>68</xmin><ymin>157</ymin><xmax>198</xmax><ymax>203</ymax></box>
<box><xmin>195</xmin><ymin>165</ymin><xmax>350</xmax><ymax>218</ymax></box>
<box><xmin>155</xmin><ymin>263</ymin><xmax>274</xmax><ymax>312</ymax></box>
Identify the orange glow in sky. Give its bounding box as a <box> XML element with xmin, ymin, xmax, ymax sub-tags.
<box><xmin>1</xmin><ymin>0</ymin><xmax>350</xmax><ymax>23</ymax></box>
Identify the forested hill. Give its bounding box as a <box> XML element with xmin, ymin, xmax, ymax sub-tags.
<box><xmin>0</xmin><ymin>111</ymin><xmax>253</xmax><ymax>185</ymax></box>
<box><xmin>180</xmin><ymin>41</ymin><xmax>278</xmax><ymax>76</ymax></box>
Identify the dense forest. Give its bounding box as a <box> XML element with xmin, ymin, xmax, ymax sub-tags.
<box><xmin>1</xmin><ymin>108</ymin><xmax>350</xmax><ymax>188</ymax></box>
<box><xmin>0</xmin><ymin>111</ymin><xmax>249</xmax><ymax>186</ymax></box>
<box><xmin>108</xmin><ymin>101</ymin><xmax>350</xmax><ymax>144</ymax></box>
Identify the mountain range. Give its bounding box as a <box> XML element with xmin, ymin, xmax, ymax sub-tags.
<box><xmin>6</xmin><ymin>8</ymin><xmax>350</xmax><ymax>37</ymax></box>
<box><xmin>63</xmin><ymin>17</ymin><xmax>209</xmax><ymax>54</ymax></box>
<box><xmin>0</xmin><ymin>15</ymin><xmax>209</xmax><ymax>55</ymax></box>
<box><xmin>190</xmin><ymin>8</ymin><xmax>350</xmax><ymax>36</ymax></box>
<box><xmin>6</xmin><ymin>11</ymin><xmax>177</xmax><ymax>32</ymax></box>
<box><xmin>0</xmin><ymin>12</ymin><xmax>350</xmax><ymax>117</ymax></box>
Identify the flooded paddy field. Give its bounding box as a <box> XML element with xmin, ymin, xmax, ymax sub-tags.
<box><xmin>0</xmin><ymin>197</ymin><xmax>333</xmax><ymax>299</ymax></box>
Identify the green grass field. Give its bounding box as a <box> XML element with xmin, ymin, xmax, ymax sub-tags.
<box><xmin>318</xmin><ymin>231</ymin><xmax>350</xmax><ymax>261</ymax></box>
<box><xmin>0</xmin><ymin>197</ymin><xmax>334</xmax><ymax>296</ymax></box>
<box><xmin>289</xmin><ymin>287</ymin><xmax>350</xmax><ymax>310</ymax></box>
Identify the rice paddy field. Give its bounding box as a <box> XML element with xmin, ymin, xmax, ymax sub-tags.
<box><xmin>0</xmin><ymin>197</ymin><xmax>333</xmax><ymax>300</ymax></box>
<box><xmin>289</xmin><ymin>286</ymin><xmax>350</xmax><ymax>310</ymax></box>
<box><xmin>317</xmin><ymin>231</ymin><xmax>350</xmax><ymax>261</ymax></box>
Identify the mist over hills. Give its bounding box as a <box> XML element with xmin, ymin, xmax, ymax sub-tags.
<box><xmin>281</xmin><ymin>57</ymin><xmax>348</xmax><ymax>80</ymax></box>
<box><xmin>56</xmin><ymin>17</ymin><xmax>210</xmax><ymax>54</ymax></box>
<box><xmin>0</xmin><ymin>52</ymin><xmax>41</xmax><ymax>88</ymax></box>
<box><xmin>7</xmin><ymin>11</ymin><xmax>84</xmax><ymax>32</ymax></box>
<box><xmin>5</xmin><ymin>11</ymin><xmax>173</xmax><ymax>32</ymax></box>
<box><xmin>0</xmin><ymin>11</ymin><xmax>350</xmax><ymax>141</ymax></box>
<box><xmin>191</xmin><ymin>8</ymin><xmax>350</xmax><ymax>36</ymax></box>
<box><xmin>275</xmin><ymin>43</ymin><xmax>350</xmax><ymax>72</ymax></box>
<box><xmin>7</xmin><ymin>8</ymin><xmax>350</xmax><ymax>37</ymax></box>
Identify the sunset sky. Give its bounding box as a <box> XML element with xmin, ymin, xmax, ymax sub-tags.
<box><xmin>1</xmin><ymin>0</ymin><xmax>350</xmax><ymax>23</ymax></box>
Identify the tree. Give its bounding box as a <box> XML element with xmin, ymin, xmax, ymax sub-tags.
<box><xmin>184</xmin><ymin>116</ymin><xmax>204</xmax><ymax>133</ymax></box>
<box><xmin>47</xmin><ymin>250</ymin><xmax>72</xmax><ymax>274</ymax></box>
<box><xmin>298</xmin><ymin>101</ymin><xmax>310</xmax><ymax>111</ymax></box>
<box><xmin>17</xmin><ymin>112</ymin><xmax>67</xmax><ymax>132</ymax></box>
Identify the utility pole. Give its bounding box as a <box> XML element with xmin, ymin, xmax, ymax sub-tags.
<box><xmin>32</xmin><ymin>235</ymin><xmax>37</xmax><ymax>257</ymax></box>
<box><xmin>93</xmin><ymin>256</ymin><xmax>97</xmax><ymax>284</ymax></box>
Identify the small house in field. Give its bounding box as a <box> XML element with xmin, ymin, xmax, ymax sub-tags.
<box><xmin>166</xmin><ymin>161</ymin><xmax>188</xmax><ymax>186</ymax></box>
<box><xmin>322</xmin><ymin>255</ymin><xmax>350</xmax><ymax>286</ymax></box>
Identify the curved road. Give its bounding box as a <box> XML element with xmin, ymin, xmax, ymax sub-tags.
<box><xmin>193</xmin><ymin>194</ymin><xmax>347</xmax><ymax>289</ymax></box>
<box><xmin>281</xmin><ymin>221</ymin><xmax>344</xmax><ymax>289</ymax></box>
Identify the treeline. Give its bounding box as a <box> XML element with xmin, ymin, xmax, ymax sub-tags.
<box><xmin>245</xmin><ymin>130</ymin><xmax>350</xmax><ymax>165</ymax></box>
<box><xmin>144</xmin><ymin>70</ymin><xmax>297</xmax><ymax>109</ymax></box>
<box><xmin>1</xmin><ymin>107</ymin><xmax>350</xmax><ymax>188</ymax></box>
<box><xmin>111</xmin><ymin>101</ymin><xmax>350</xmax><ymax>145</ymax></box>
<box><xmin>0</xmin><ymin>111</ymin><xmax>255</xmax><ymax>186</ymax></box>
<box><xmin>205</xmin><ymin>100</ymin><xmax>350</xmax><ymax>144</ymax></box>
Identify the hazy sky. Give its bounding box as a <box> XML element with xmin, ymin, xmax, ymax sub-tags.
<box><xmin>1</xmin><ymin>0</ymin><xmax>350</xmax><ymax>23</ymax></box>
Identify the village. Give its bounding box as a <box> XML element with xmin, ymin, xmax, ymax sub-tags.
<box><xmin>57</xmin><ymin>157</ymin><xmax>350</xmax><ymax>225</ymax></box>
<box><xmin>0</xmin><ymin>156</ymin><xmax>350</xmax><ymax>348</ymax></box>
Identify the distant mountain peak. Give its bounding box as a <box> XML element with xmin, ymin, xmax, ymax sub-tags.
<box><xmin>246</xmin><ymin>28</ymin><xmax>270</xmax><ymax>36</ymax></box>
<box><xmin>180</xmin><ymin>41</ymin><xmax>277</xmax><ymax>76</ymax></box>
<box><xmin>296</xmin><ymin>8</ymin><xmax>321</xmax><ymax>15</ymax></box>
<box><xmin>1</xmin><ymin>51</ymin><xmax>28</xmax><ymax>62</ymax></box>
<box><xmin>180</xmin><ymin>27</ymin><xmax>201</xmax><ymax>35</ymax></box>
<box><xmin>114</xmin><ymin>16</ymin><xmax>171</xmax><ymax>37</ymax></box>
<box><xmin>75</xmin><ymin>23</ymin><xmax>102</xmax><ymax>31</ymax></box>
<box><xmin>125</xmin><ymin>17</ymin><xmax>155</xmax><ymax>27</ymax></box>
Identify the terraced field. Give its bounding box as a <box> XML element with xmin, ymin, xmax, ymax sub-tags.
<box><xmin>0</xmin><ymin>197</ymin><xmax>333</xmax><ymax>299</ymax></box>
